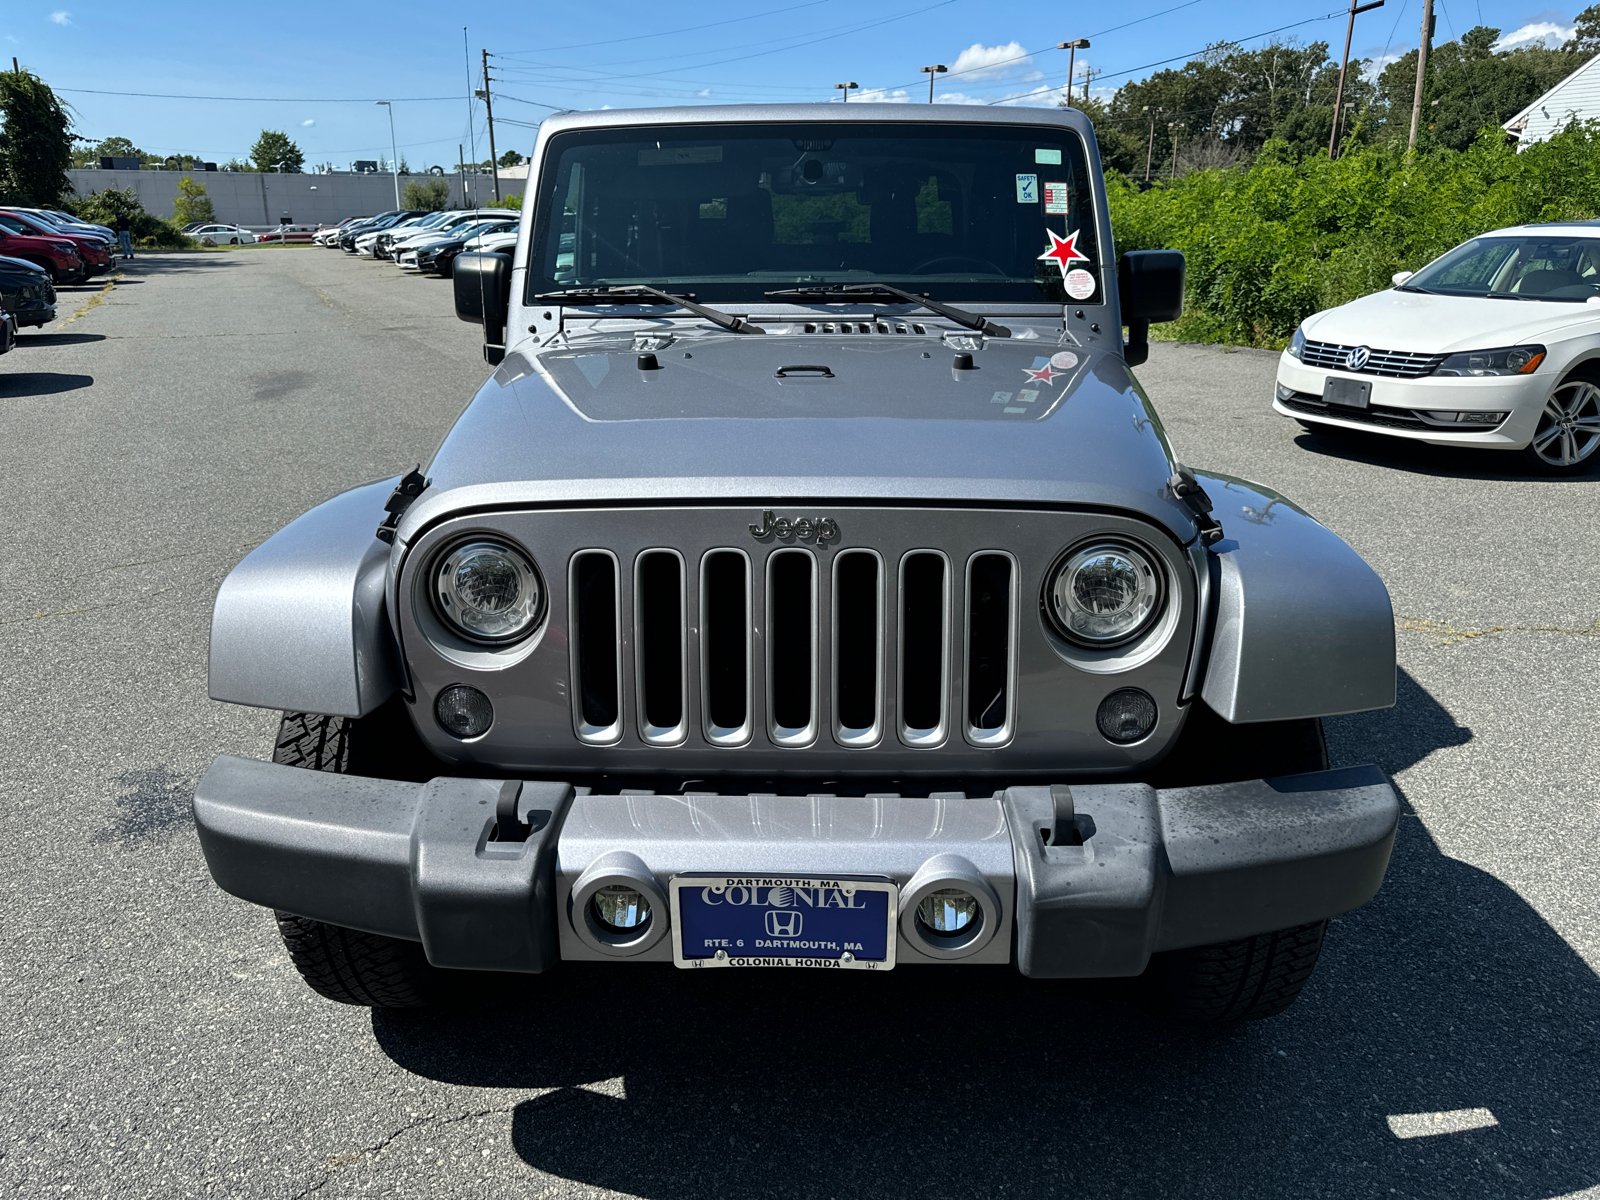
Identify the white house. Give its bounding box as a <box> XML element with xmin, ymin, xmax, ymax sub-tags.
<box><xmin>1504</xmin><ymin>51</ymin><xmax>1600</xmax><ymax>145</ymax></box>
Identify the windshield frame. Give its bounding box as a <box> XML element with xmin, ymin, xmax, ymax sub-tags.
<box><xmin>522</xmin><ymin>118</ymin><xmax>1106</xmax><ymax>309</ymax></box>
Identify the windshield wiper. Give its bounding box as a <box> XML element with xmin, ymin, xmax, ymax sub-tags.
<box><xmin>1483</xmin><ymin>291</ymin><xmax>1539</xmax><ymax>301</ymax></box>
<box><xmin>531</xmin><ymin>285</ymin><xmax>764</xmax><ymax>334</ymax></box>
<box><xmin>763</xmin><ymin>284</ymin><xmax>1011</xmax><ymax>338</ymax></box>
<box><xmin>1393</xmin><ymin>284</ymin><xmax>1440</xmax><ymax>294</ymax></box>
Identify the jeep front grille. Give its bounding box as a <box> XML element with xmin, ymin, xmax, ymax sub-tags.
<box><xmin>1299</xmin><ymin>339</ymin><xmax>1445</xmax><ymax>379</ymax></box>
<box><xmin>568</xmin><ymin>545</ymin><xmax>1017</xmax><ymax>750</ymax></box>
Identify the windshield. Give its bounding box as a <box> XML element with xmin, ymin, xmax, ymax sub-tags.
<box><xmin>527</xmin><ymin>121</ymin><xmax>1102</xmax><ymax>305</ymax></box>
<box><xmin>1408</xmin><ymin>235</ymin><xmax>1600</xmax><ymax>301</ymax></box>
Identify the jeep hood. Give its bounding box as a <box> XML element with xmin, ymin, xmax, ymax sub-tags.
<box><xmin>406</xmin><ymin>328</ymin><xmax>1201</xmax><ymax>543</ymax></box>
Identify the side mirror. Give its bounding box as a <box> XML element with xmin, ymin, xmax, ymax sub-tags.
<box><xmin>1117</xmin><ymin>250</ymin><xmax>1185</xmax><ymax>368</ymax></box>
<box><xmin>1391</xmin><ymin>271</ymin><xmax>1414</xmax><ymax>286</ymax></box>
<box><xmin>454</xmin><ymin>252</ymin><xmax>512</xmax><ymax>365</ymax></box>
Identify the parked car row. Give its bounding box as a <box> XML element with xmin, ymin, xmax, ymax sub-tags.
<box><xmin>0</xmin><ymin>251</ymin><xmax>59</xmax><ymax>361</ymax></box>
<box><xmin>312</xmin><ymin>207</ymin><xmax>518</xmax><ymax>278</ymax></box>
<box><xmin>0</xmin><ymin>207</ymin><xmax>116</xmax><ymax>284</ymax></box>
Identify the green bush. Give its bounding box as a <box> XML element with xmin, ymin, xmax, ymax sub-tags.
<box><xmin>173</xmin><ymin>175</ymin><xmax>215</xmax><ymax>225</ymax></box>
<box><xmin>1109</xmin><ymin>122</ymin><xmax>1600</xmax><ymax>346</ymax></box>
<box><xmin>402</xmin><ymin>177</ymin><xmax>450</xmax><ymax>211</ymax></box>
<box><xmin>485</xmin><ymin>191</ymin><xmax>522</xmax><ymax>211</ymax></box>
<box><xmin>68</xmin><ymin>186</ymin><xmax>197</xmax><ymax>249</ymax></box>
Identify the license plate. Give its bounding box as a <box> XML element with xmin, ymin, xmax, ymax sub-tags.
<box><xmin>1323</xmin><ymin>376</ymin><xmax>1371</xmax><ymax>409</ymax></box>
<box><xmin>670</xmin><ymin>875</ymin><xmax>898</xmax><ymax>971</ymax></box>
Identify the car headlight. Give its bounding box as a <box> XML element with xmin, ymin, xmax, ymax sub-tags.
<box><xmin>1287</xmin><ymin>325</ymin><xmax>1306</xmax><ymax>361</ymax></box>
<box><xmin>1045</xmin><ymin>541</ymin><xmax>1164</xmax><ymax>646</ymax></box>
<box><xmin>1433</xmin><ymin>344</ymin><xmax>1545</xmax><ymax>377</ymax></box>
<box><xmin>432</xmin><ymin>539</ymin><xmax>545</xmax><ymax>643</ymax></box>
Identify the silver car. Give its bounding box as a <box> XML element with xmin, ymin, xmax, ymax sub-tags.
<box><xmin>194</xmin><ymin>104</ymin><xmax>1399</xmax><ymax>1022</ymax></box>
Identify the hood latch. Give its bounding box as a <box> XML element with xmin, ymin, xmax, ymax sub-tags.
<box><xmin>375</xmin><ymin>465</ymin><xmax>430</xmax><ymax>544</ymax></box>
<box><xmin>1168</xmin><ymin>464</ymin><xmax>1224</xmax><ymax>547</ymax></box>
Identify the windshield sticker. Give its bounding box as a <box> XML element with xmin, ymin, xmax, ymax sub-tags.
<box><xmin>1035</xmin><ymin>148</ymin><xmax>1062</xmax><ymax>165</ymax></box>
<box><xmin>1016</xmin><ymin>174</ymin><xmax>1039</xmax><ymax>204</ymax></box>
<box><xmin>1017</xmin><ymin>389</ymin><xmax>1039</xmax><ymax>404</ymax></box>
<box><xmin>1043</xmin><ymin>181</ymin><xmax>1070</xmax><ymax>215</ymax></box>
<box><xmin>990</xmin><ymin>390</ymin><xmax>1015</xmax><ymax>404</ymax></box>
<box><xmin>1023</xmin><ymin>358</ymin><xmax>1061</xmax><ymax>384</ymax></box>
<box><xmin>1038</xmin><ymin>229</ymin><xmax>1090</xmax><ymax>274</ymax></box>
<box><xmin>1050</xmin><ymin>351</ymin><xmax>1080</xmax><ymax>370</ymax></box>
<box><xmin>638</xmin><ymin>146</ymin><xmax>723</xmax><ymax>166</ymax></box>
<box><xmin>1065</xmin><ymin>269</ymin><xmax>1097</xmax><ymax>300</ymax></box>
<box><xmin>1004</xmin><ymin>406</ymin><xmax>1028</xmax><ymax>413</ymax></box>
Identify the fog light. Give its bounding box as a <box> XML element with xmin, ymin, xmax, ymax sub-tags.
<box><xmin>591</xmin><ymin>886</ymin><xmax>650</xmax><ymax>933</ymax></box>
<box><xmin>1096</xmin><ymin>688</ymin><xmax>1157</xmax><ymax>744</ymax></box>
<box><xmin>916</xmin><ymin>889</ymin><xmax>979</xmax><ymax>937</ymax></box>
<box><xmin>435</xmin><ymin>684</ymin><xmax>494</xmax><ymax>739</ymax></box>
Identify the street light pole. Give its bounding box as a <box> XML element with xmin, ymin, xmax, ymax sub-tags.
<box><xmin>920</xmin><ymin>64</ymin><xmax>946</xmax><ymax>103</ymax></box>
<box><xmin>376</xmin><ymin>101</ymin><xmax>399</xmax><ymax>208</ymax></box>
<box><xmin>1056</xmin><ymin>39</ymin><xmax>1090</xmax><ymax>108</ymax></box>
<box><xmin>1329</xmin><ymin>0</ymin><xmax>1384</xmax><ymax>159</ymax></box>
<box><xmin>834</xmin><ymin>81</ymin><xmax>858</xmax><ymax>102</ymax></box>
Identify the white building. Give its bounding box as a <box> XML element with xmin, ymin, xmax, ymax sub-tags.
<box><xmin>1504</xmin><ymin>52</ymin><xmax>1600</xmax><ymax>146</ymax></box>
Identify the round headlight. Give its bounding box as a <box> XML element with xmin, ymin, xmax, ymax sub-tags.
<box><xmin>591</xmin><ymin>886</ymin><xmax>651</xmax><ymax>934</ymax></box>
<box><xmin>916</xmin><ymin>889</ymin><xmax>980</xmax><ymax>937</ymax></box>
<box><xmin>433</xmin><ymin>540</ymin><xmax>544</xmax><ymax>643</ymax></box>
<box><xmin>1046</xmin><ymin>542</ymin><xmax>1163</xmax><ymax>646</ymax></box>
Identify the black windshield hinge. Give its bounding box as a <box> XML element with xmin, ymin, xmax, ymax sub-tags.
<box><xmin>375</xmin><ymin>465</ymin><xmax>430</xmax><ymax>544</ymax></box>
<box><xmin>1168</xmin><ymin>463</ymin><xmax>1224</xmax><ymax>546</ymax></box>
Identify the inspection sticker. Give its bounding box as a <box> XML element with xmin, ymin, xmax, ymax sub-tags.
<box><xmin>1035</xmin><ymin>148</ymin><xmax>1062</xmax><ymax>164</ymax></box>
<box><xmin>1016</xmin><ymin>173</ymin><xmax>1039</xmax><ymax>203</ymax></box>
<box><xmin>1065</xmin><ymin>268</ymin><xmax>1097</xmax><ymax>300</ymax></box>
<box><xmin>1050</xmin><ymin>351</ymin><xmax>1080</xmax><ymax>370</ymax></box>
<box><xmin>1017</xmin><ymin>389</ymin><xmax>1040</xmax><ymax>403</ymax></box>
<box><xmin>1043</xmin><ymin>181</ymin><xmax>1070</xmax><ymax>214</ymax></box>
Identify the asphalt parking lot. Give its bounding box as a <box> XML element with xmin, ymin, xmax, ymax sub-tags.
<box><xmin>3</xmin><ymin>248</ymin><xmax>1599</xmax><ymax>1199</ymax></box>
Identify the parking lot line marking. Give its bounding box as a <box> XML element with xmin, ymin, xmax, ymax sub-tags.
<box><xmin>1386</xmin><ymin>1108</ymin><xmax>1499</xmax><ymax>1139</ymax></box>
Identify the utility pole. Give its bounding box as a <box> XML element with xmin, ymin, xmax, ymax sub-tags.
<box><xmin>1057</xmin><ymin>39</ymin><xmax>1090</xmax><ymax>108</ymax></box>
<box><xmin>834</xmin><ymin>81</ymin><xmax>858</xmax><ymax>102</ymax></box>
<box><xmin>480</xmin><ymin>49</ymin><xmax>501</xmax><ymax>203</ymax></box>
<box><xmin>1329</xmin><ymin>0</ymin><xmax>1384</xmax><ymax>158</ymax></box>
<box><xmin>920</xmin><ymin>64</ymin><xmax>946</xmax><ymax>102</ymax></box>
<box><xmin>1143</xmin><ymin>106</ymin><xmax>1159</xmax><ymax>183</ymax></box>
<box><xmin>376</xmin><ymin>101</ymin><xmax>399</xmax><ymax>209</ymax></box>
<box><xmin>1408</xmin><ymin>0</ymin><xmax>1436</xmax><ymax>150</ymax></box>
<box><xmin>1170</xmin><ymin>122</ymin><xmax>1183</xmax><ymax>181</ymax></box>
<box><xmin>1083</xmin><ymin>64</ymin><xmax>1102</xmax><ymax>105</ymax></box>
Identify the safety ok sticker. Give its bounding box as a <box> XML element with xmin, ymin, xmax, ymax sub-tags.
<box><xmin>1016</xmin><ymin>174</ymin><xmax>1039</xmax><ymax>203</ymax></box>
<box><xmin>1043</xmin><ymin>181</ymin><xmax>1069</xmax><ymax>214</ymax></box>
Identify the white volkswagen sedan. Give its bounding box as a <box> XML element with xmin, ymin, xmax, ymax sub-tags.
<box><xmin>1275</xmin><ymin>222</ymin><xmax>1600</xmax><ymax>473</ymax></box>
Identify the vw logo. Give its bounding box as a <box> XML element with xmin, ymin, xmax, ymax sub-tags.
<box><xmin>1346</xmin><ymin>345</ymin><xmax>1371</xmax><ymax>371</ymax></box>
<box><xmin>764</xmin><ymin>910</ymin><xmax>803</xmax><ymax>938</ymax></box>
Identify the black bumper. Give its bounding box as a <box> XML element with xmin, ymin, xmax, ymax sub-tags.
<box><xmin>192</xmin><ymin>758</ymin><xmax>1398</xmax><ymax>976</ymax></box>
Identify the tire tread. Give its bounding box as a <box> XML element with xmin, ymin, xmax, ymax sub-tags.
<box><xmin>1151</xmin><ymin>920</ymin><xmax>1327</xmax><ymax>1022</ymax></box>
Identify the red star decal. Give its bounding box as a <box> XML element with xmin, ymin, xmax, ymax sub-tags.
<box><xmin>1024</xmin><ymin>364</ymin><xmax>1060</xmax><ymax>384</ymax></box>
<box><xmin>1037</xmin><ymin>229</ymin><xmax>1090</xmax><ymax>274</ymax></box>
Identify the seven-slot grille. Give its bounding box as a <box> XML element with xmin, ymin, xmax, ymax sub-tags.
<box><xmin>567</xmin><ymin>547</ymin><xmax>1016</xmax><ymax>750</ymax></box>
<box><xmin>1299</xmin><ymin>339</ymin><xmax>1445</xmax><ymax>379</ymax></box>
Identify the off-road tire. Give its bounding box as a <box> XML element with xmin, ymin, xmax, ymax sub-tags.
<box><xmin>271</xmin><ymin>702</ymin><xmax>455</xmax><ymax>1007</ymax></box>
<box><xmin>274</xmin><ymin>911</ymin><xmax>445</xmax><ymax>1007</ymax></box>
<box><xmin>1146</xmin><ymin>920</ymin><xmax>1329</xmax><ymax>1022</ymax></box>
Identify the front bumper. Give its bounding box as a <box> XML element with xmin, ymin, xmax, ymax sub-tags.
<box><xmin>1276</xmin><ymin>352</ymin><xmax>1546</xmax><ymax>448</ymax></box>
<box><xmin>193</xmin><ymin>757</ymin><xmax>1398</xmax><ymax>976</ymax></box>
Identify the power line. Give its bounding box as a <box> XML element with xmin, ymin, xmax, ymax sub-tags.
<box><xmin>496</xmin><ymin>0</ymin><xmax>838</xmax><ymax>56</ymax></box>
<box><xmin>55</xmin><ymin>87</ymin><xmax>458</xmax><ymax>102</ymax></box>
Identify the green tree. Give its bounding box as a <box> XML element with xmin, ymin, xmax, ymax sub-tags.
<box><xmin>72</xmin><ymin>134</ymin><xmax>147</xmax><ymax>168</ymax></box>
<box><xmin>402</xmin><ymin>176</ymin><xmax>450</xmax><ymax>211</ymax></box>
<box><xmin>1566</xmin><ymin>4</ymin><xmax>1600</xmax><ymax>57</ymax></box>
<box><xmin>249</xmin><ymin>129</ymin><xmax>304</xmax><ymax>173</ymax></box>
<box><xmin>174</xmin><ymin>175</ymin><xmax>215</xmax><ymax>224</ymax></box>
<box><xmin>0</xmin><ymin>67</ymin><xmax>74</xmax><ymax>207</ymax></box>
<box><xmin>68</xmin><ymin>186</ymin><xmax>195</xmax><ymax>248</ymax></box>
<box><xmin>497</xmin><ymin>148</ymin><xmax>524</xmax><ymax>167</ymax></box>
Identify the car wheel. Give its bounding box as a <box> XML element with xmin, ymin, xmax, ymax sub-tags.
<box><xmin>269</xmin><ymin>703</ymin><xmax>456</xmax><ymax>1007</ymax></box>
<box><xmin>1145</xmin><ymin>920</ymin><xmax>1329</xmax><ymax>1022</ymax></box>
<box><xmin>228</xmin><ymin>237</ymin><xmax>238</xmax><ymax>245</ymax></box>
<box><xmin>1521</xmin><ymin>368</ymin><xmax>1600</xmax><ymax>474</ymax></box>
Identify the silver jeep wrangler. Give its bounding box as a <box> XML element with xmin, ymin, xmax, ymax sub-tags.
<box><xmin>194</xmin><ymin>104</ymin><xmax>1398</xmax><ymax>1021</ymax></box>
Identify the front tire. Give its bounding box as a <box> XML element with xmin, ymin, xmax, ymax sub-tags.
<box><xmin>1520</xmin><ymin>369</ymin><xmax>1600</xmax><ymax>474</ymax></box>
<box><xmin>270</xmin><ymin>704</ymin><xmax>456</xmax><ymax>1007</ymax></box>
<box><xmin>1146</xmin><ymin>921</ymin><xmax>1328</xmax><ymax>1022</ymax></box>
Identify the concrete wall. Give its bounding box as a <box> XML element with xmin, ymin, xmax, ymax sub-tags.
<box><xmin>65</xmin><ymin>169</ymin><xmax>511</xmax><ymax>227</ymax></box>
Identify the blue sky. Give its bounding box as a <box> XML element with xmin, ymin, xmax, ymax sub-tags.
<box><xmin>3</xmin><ymin>0</ymin><xmax>1586</xmax><ymax>168</ymax></box>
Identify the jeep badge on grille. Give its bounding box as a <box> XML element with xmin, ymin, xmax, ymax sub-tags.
<box><xmin>749</xmin><ymin>510</ymin><xmax>840</xmax><ymax>543</ymax></box>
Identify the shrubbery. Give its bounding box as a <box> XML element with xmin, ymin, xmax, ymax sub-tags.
<box><xmin>1110</xmin><ymin>122</ymin><xmax>1600</xmax><ymax>346</ymax></box>
<box><xmin>68</xmin><ymin>186</ymin><xmax>196</xmax><ymax>249</ymax></box>
<box><xmin>403</xmin><ymin>177</ymin><xmax>450</xmax><ymax>211</ymax></box>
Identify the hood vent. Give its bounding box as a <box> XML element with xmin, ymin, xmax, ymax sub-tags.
<box><xmin>799</xmin><ymin>321</ymin><xmax>928</xmax><ymax>336</ymax></box>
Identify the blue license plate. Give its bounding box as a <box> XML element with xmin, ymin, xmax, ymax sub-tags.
<box><xmin>670</xmin><ymin>875</ymin><xmax>898</xmax><ymax>971</ymax></box>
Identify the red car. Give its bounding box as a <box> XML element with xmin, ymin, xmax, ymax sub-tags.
<box><xmin>0</xmin><ymin>218</ymin><xmax>84</xmax><ymax>284</ymax></box>
<box><xmin>0</xmin><ymin>209</ymin><xmax>112</xmax><ymax>277</ymax></box>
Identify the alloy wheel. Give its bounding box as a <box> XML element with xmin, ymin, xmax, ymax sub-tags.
<box><xmin>1530</xmin><ymin>380</ymin><xmax>1600</xmax><ymax>467</ymax></box>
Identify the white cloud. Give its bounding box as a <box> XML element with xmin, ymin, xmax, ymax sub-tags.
<box><xmin>696</xmin><ymin>88</ymin><xmax>712</xmax><ymax>98</ymax></box>
<box><xmin>947</xmin><ymin>41</ymin><xmax>1031</xmax><ymax>82</ymax></box>
<box><xmin>854</xmin><ymin>87</ymin><xmax>914</xmax><ymax>103</ymax></box>
<box><xmin>49</xmin><ymin>10</ymin><xmax>70</xmax><ymax>24</ymax></box>
<box><xmin>300</xmin><ymin>118</ymin><xmax>315</xmax><ymax>127</ymax></box>
<box><xmin>1494</xmin><ymin>21</ymin><xmax>1573</xmax><ymax>50</ymax></box>
<box><xmin>1361</xmin><ymin>51</ymin><xmax>1405</xmax><ymax>82</ymax></box>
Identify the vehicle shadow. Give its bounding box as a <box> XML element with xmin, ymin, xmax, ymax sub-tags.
<box><xmin>16</xmin><ymin>333</ymin><xmax>105</xmax><ymax>347</ymax></box>
<box><xmin>372</xmin><ymin>671</ymin><xmax>1598</xmax><ymax>1199</ymax></box>
<box><xmin>1293</xmin><ymin>427</ymin><xmax>1600</xmax><ymax>481</ymax></box>
<box><xmin>0</xmin><ymin>372</ymin><xmax>94</xmax><ymax>397</ymax></box>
